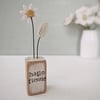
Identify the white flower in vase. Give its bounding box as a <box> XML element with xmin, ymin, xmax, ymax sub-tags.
<box><xmin>64</xmin><ymin>5</ymin><xmax>100</xmax><ymax>29</ymax></box>
<box><xmin>75</xmin><ymin>6</ymin><xmax>90</xmax><ymax>15</ymax></box>
<box><xmin>75</xmin><ymin>15</ymin><xmax>95</xmax><ymax>27</ymax></box>
<box><xmin>64</xmin><ymin>14</ymin><xmax>74</xmax><ymax>25</ymax></box>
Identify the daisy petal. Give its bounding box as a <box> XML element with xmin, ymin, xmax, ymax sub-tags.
<box><xmin>22</xmin><ymin>15</ymin><xmax>27</xmax><ymax>20</ymax></box>
<box><xmin>23</xmin><ymin>5</ymin><xmax>27</xmax><ymax>10</ymax></box>
<box><xmin>19</xmin><ymin>10</ymin><xmax>25</xmax><ymax>14</ymax></box>
<box><xmin>29</xmin><ymin>3</ymin><xmax>32</xmax><ymax>9</ymax></box>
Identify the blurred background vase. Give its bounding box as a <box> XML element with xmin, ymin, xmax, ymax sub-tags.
<box><xmin>80</xmin><ymin>30</ymin><xmax>99</xmax><ymax>58</ymax></box>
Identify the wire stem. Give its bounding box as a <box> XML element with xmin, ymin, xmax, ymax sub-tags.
<box><xmin>31</xmin><ymin>17</ymin><xmax>35</xmax><ymax>58</ymax></box>
<box><xmin>36</xmin><ymin>37</ymin><xmax>41</xmax><ymax>59</ymax></box>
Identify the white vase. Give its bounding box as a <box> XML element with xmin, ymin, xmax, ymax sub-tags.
<box><xmin>80</xmin><ymin>30</ymin><xmax>99</xmax><ymax>58</ymax></box>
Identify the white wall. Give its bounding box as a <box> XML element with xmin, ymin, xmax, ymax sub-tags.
<box><xmin>0</xmin><ymin>0</ymin><xmax>99</xmax><ymax>55</ymax></box>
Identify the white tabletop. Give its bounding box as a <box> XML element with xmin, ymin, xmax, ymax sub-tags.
<box><xmin>0</xmin><ymin>56</ymin><xmax>100</xmax><ymax>100</ymax></box>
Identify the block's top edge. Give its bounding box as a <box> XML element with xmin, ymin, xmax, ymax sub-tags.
<box><xmin>25</xmin><ymin>57</ymin><xmax>46</xmax><ymax>62</ymax></box>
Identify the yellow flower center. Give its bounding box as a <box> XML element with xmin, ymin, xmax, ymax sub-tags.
<box><xmin>26</xmin><ymin>10</ymin><xmax>35</xmax><ymax>17</ymax></box>
<box><xmin>82</xmin><ymin>15</ymin><xmax>88</xmax><ymax>21</ymax></box>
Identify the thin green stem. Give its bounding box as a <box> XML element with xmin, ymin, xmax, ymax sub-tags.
<box><xmin>36</xmin><ymin>37</ymin><xmax>41</xmax><ymax>59</ymax></box>
<box><xmin>31</xmin><ymin>17</ymin><xmax>35</xmax><ymax>58</ymax></box>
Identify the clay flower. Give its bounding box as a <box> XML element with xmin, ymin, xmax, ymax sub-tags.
<box><xmin>36</xmin><ymin>23</ymin><xmax>48</xmax><ymax>58</ymax></box>
<box><xmin>20</xmin><ymin>4</ymin><xmax>48</xmax><ymax>59</ymax></box>
<box><xmin>19</xmin><ymin>4</ymin><xmax>37</xmax><ymax>23</ymax></box>
<box><xmin>20</xmin><ymin>4</ymin><xmax>37</xmax><ymax>58</ymax></box>
<box><xmin>38</xmin><ymin>23</ymin><xmax>48</xmax><ymax>38</ymax></box>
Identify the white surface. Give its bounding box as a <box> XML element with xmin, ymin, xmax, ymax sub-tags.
<box><xmin>0</xmin><ymin>56</ymin><xmax>100</xmax><ymax>100</ymax></box>
<box><xmin>80</xmin><ymin>30</ymin><xmax>99</xmax><ymax>58</ymax></box>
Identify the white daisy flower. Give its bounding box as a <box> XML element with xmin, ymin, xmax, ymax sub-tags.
<box><xmin>65</xmin><ymin>4</ymin><xmax>100</xmax><ymax>29</ymax></box>
<box><xmin>38</xmin><ymin>23</ymin><xmax>48</xmax><ymax>38</ymax></box>
<box><xmin>64</xmin><ymin>14</ymin><xmax>74</xmax><ymax>25</ymax></box>
<box><xmin>19</xmin><ymin>4</ymin><xmax>38</xmax><ymax>23</ymax></box>
<box><xmin>76</xmin><ymin>7</ymin><xmax>92</xmax><ymax>19</ymax></box>
<box><xmin>75</xmin><ymin>6</ymin><xmax>95</xmax><ymax>26</ymax></box>
<box><xmin>75</xmin><ymin>15</ymin><xmax>94</xmax><ymax>26</ymax></box>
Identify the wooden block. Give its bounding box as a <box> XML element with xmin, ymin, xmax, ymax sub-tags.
<box><xmin>25</xmin><ymin>57</ymin><xmax>47</xmax><ymax>96</ymax></box>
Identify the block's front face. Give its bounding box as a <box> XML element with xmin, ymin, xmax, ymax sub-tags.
<box><xmin>26</xmin><ymin>59</ymin><xmax>46</xmax><ymax>95</ymax></box>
